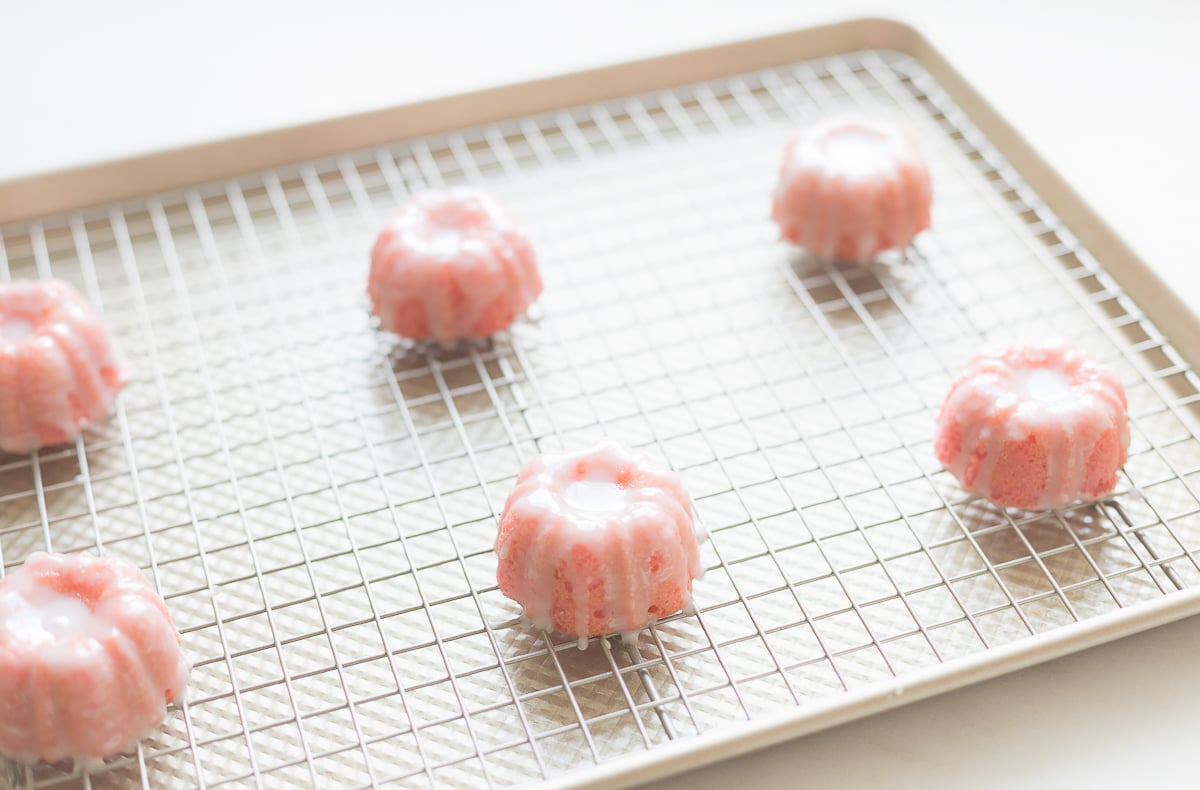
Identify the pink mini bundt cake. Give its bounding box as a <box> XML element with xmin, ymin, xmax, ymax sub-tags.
<box><xmin>772</xmin><ymin>114</ymin><xmax>932</xmax><ymax>264</ymax></box>
<box><xmin>369</xmin><ymin>188</ymin><xmax>542</xmax><ymax>343</ymax></box>
<box><xmin>934</xmin><ymin>342</ymin><xmax>1130</xmax><ymax>510</ymax></box>
<box><xmin>0</xmin><ymin>279</ymin><xmax>129</xmax><ymax>454</ymax></box>
<box><xmin>495</xmin><ymin>441</ymin><xmax>704</xmax><ymax>647</ymax></box>
<box><xmin>0</xmin><ymin>552</ymin><xmax>189</xmax><ymax>763</ymax></box>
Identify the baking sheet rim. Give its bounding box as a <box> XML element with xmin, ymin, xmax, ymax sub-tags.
<box><xmin>565</xmin><ymin>585</ymin><xmax>1200</xmax><ymax>789</ymax></box>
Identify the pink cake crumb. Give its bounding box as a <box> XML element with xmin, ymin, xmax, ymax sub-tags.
<box><xmin>369</xmin><ymin>188</ymin><xmax>542</xmax><ymax>343</ymax></box>
<box><xmin>495</xmin><ymin>441</ymin><xmax>705</xmax><ymax>647</ymax></box>
<box><xmin>772</xmin><ymin>114</ymin><xmax>932</xmax><ymax>264</ymax></box>
<box><xmin>0</xmin><ymin>280</ymin><xmax>129</xmax><ymax>454</ymax></box>
<box><xmin>934</xmin><ymin>342</ymin><xmax>1130</xmax><ymax>510</ymax></box>
<box><xmin>0</xmin><ymin>552</ymin><xmax>189</xmax><ymax>764</ymax></box>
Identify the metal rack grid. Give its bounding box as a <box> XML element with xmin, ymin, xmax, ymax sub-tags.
<box><xmin>1</xmin><ymin>47</ymin><xmax>1199</xmax><ymax>789</ymax></box>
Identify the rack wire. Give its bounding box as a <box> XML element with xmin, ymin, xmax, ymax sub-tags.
<box><xmin>1</xmin><ymin>47</ymin><xmax>1199</xmax><ymax>789</ymax></box>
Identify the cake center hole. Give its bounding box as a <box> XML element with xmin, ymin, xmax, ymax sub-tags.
<box><xmin>427</xmin><ymin>226</ymin><xmax>466</xmax><ymax>255</ymax></box>
<box><xmin>1015</xmin><ymin>367</ymin><xmax>1074</xmax><ymax>403</ymax></box>
<box><xmin>4</xmin><ymin>590</ymin><xmax>94</xmax><ymax>647</ymax></box>
<box><xmin>823</xmin><ymin>127</ymin><xmax>889</xmax><ymax>178</ymax></box>
<box><xmin>36</xmin><ymin>594</ymin><xmax>92</xmax><ymax>636</ymax></box>
<box><xmin>0</xmin><ymin>316</ymin><xmax>34</xmax><ymax>342</ymax></box>
<box><xmin>565</xmin><ymin>480</ymin><xmax>629</xmax><ymax>512</ymax></box>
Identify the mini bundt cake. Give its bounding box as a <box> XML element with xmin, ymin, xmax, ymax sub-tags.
<box><xmin>368</xmin><ymin>188</ymin><xmax>542</xmax><ymax>343</ymax></box>
<box><xmin>772</xmin><ymin>113</ymin><xmax>932</xmax><ymax>264</ymax></box>
<box><xmin>0</xmin><ymin>552</ymin><xmax>189</xmax><ymax>763</ymax></box>
<box><xmin>495</xmin><ymin>441</ymin><xmax>704</xmax><ymax>647</ymax></box>
<box><xmin>0</xmin><ymin>279</ymin><xmax>129</xmax><ymax>454</ymax></box>
<box><xmin>934</xmin><ymin>342</ymin><xmax>1130</xmax><ymax>510</ymax></box>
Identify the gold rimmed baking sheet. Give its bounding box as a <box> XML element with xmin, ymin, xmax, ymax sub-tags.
<box><xmin>1</xmin><ymin>30</ymin><xmax>1199</xmax><ymax>790</ymax></box>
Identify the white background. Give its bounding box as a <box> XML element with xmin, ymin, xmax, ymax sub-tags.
<box><xmin>3</xmin><ymin>1</ymin><xmax>1199</xmax><ymax>787</ymax></box>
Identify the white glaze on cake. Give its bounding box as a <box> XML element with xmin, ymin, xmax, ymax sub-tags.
<box><xmin>0</xmin><ymin>279</ymin><xmax>129</xmax><ymax>454</ymax></box>
<box><xmin>0</xmin><ymin>552</ymin><xmax>189</xmax><ymax>763</ymax></box>
<box><xmin>495</xmin><ymin>441</ymin><xmax>705</xmax><ymax>647</ymax></box>
<box><xmin>935</xmin><ymin>342</ymin><xmax>1130</xmax><ymax>510</ymax></box>
<box><xmin>772</xmin><ymin>113</ymin><xmax>932</xmax><ymax>264</ymax></box>
<box><xmin>368</xmin><ymin>188</ymin><xmax>542</xmax><ymax>342</ymax></box>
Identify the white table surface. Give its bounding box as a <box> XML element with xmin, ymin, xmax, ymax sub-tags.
<box><xmin>3</xmin><ymin>1</ymin><xmax>1199</xmax><ymax>787</ymax></box>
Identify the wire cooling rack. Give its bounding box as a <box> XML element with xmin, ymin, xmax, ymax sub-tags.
<box><xmin>2</xmin><ymin>46</ymin><xmax>1200</xmax><ymax>789</ymax></box>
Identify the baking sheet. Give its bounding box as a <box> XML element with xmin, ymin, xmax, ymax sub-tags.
<box><xmin>1</xmin><ymin>41</ymin><xmax>1199</xmax><ymax>789</ymax></box>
